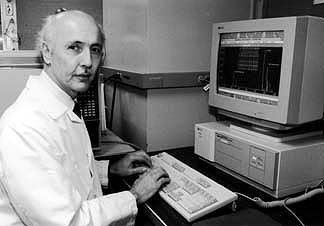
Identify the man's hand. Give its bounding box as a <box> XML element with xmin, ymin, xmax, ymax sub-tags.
<box><xmin>109</xmin><ymin>150</ymin><xmax>153</xmax><ymax>177</ymax></box>
<box><xmin>130</xmin><ymin>166</ymin><xmax>170</xmax><ymax>204</ymax></box>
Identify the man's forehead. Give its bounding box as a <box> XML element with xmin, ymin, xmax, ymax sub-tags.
<box><xmin>55</xmin><ymin>17</ymin><xmax>102</xmax><ymax>45</ymax></box>
<box><xmin>55</xmin><ymin>10</ymin><xmax>96</xmax><ymax>25</ymax></box>
<box><xmin>58</xmin><ymin>33</ymin><xmax>103</xmax><ymax>47</ymax></box>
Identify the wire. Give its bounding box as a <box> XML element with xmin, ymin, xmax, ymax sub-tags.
<box><xmin>282</xmin><ymin>201</ymin><xmax>306</xmax><ymax>226</ymax></box>
<box><xmin>102</xmin><ymin>73</ymin><xmax>122</xmax><ymax>130</ymax></box>
<box><xmin>235</xmin><ymin>192</ymin><xmax>256</xmax><ymax>202</ymax></box>
<box><xmin>109</xmin><ymin>80</ymin><xmax>117</xmax><ymax>130</ymax></box>
<box><xmin>251</xmin><ymin>187</ymin><xmax>324</xmax><ymax>208</ymax></box>
<box><xmin>236</xmin><ymin>186</ymin><xmax>324</xmax><ymax>226</ymax></box>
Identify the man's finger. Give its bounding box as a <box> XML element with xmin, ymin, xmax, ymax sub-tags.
<box><xmin>129</xmin><ymin>151</ymin><xmax>152</xmax><ymax>167</ymax></box>
<box><xmin>131</xmin><ymin>166</ymin><xmax>150</xmax><ymax>175</ymax></box>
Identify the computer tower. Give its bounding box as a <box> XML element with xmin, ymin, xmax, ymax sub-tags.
<box><xmin>195</xmin><ymin>121</ymin><xmax>324</xmax><ymax>198</ymax></box>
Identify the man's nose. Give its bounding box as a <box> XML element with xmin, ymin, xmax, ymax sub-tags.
<box><xmin>80</xmin><ymin>48</ymin><xmax>92</xmax><ymax>69</ymax></box>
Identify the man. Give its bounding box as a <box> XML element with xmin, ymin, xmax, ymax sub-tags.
<box><xmin>0</xmin><ymin>10</ymin><xmax>169</xmax><ymax>226</ymax></box>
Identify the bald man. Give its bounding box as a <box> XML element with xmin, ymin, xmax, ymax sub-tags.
<box><xmin>0</xmin><ymin>10</ymin><xmax>169</xmax><ymax>226</ymax></box>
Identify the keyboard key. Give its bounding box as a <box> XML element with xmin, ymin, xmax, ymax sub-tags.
<box><xmin>179</xmin><ymin>176</ymin><xmax>190</xmax><ymax>187</ymax></box>
<box><xmin>178</xmin><ymin>197</ymin><xmax>200</xmax><ymax>214</ymax></box>
<box><xmin>197</xmin><ymin>178</ymin><xmax>212</xmax><ymax>188</ymax></box>
<box><xmin>163</xmin><ymin>181</ymin><xmax>180</xmax><ymax>193</ymax></box>
<box><xmin>183</xmin><ymin>181</ymin><xmax>200</xmax><ymax>195</ymax></box>
<box><xmin>172</xmin><ymin>162</ymin><xmax>186</xmax><ymax>172</ymax></box>
<box><xmin>168</xmin><ymin>190</ymin><xmax>184</xmax><ymax>202</ymax></box>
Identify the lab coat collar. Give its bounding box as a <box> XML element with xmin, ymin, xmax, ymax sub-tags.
<box><xmin>25</xmin><ymin>71</ymin><xmax>82</xmax><ymax>123</ymax></box>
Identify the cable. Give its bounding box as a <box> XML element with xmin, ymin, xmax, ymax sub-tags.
<box><xmin>236</xmin><ymin>186</ymin><xmax>324</xmax><ymax>226</ymax></box>
<box><xmin>102</xmin><ymin>73</ymin><xmax>122</xmax><ymax>130</ymax></box>
<box><xmin>282</xmin><ymin>201</ymin><xmax>306</xmax><ymax>226</ymax></box>
<box><xmin>249</xmin><ymin>187</ymin><xmax>324</xmax><ymax>208</ymax></box>
<box><xmin>109</xmin><ymin>81</ymin><xmax>117</xmax><ymax>129</ymax></box>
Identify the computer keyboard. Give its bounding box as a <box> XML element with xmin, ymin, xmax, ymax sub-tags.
<box><xmin>151</xmin><ymin>152</ymin><xmax>238</xmax><ymax>222</ymax></box>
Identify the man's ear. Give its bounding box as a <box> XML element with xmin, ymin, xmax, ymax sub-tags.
<box><xmin>41</xmin><ymin>42</ymin><xmax>52</xmax><ymax>65</ymax></box>
<box><xmin>100</xmin><ymin>45</ymin><xmax>106</xmax><ymax>65</ymax></box>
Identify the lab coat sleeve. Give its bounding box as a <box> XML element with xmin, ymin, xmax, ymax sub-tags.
<box><xmin>0</xmin><ymin>124</ymin><xmax>137</xmax><ymax>226</ymax></box>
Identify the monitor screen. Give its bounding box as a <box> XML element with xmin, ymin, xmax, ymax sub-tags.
<box><xmin>209</xmin><ymin>16</ymin><xmax>324</xmax><ymax>129</ymax></box>
<box><xmin>217</xmin><ymin>31</ymin><xmax>283</xmax><ymax>106</ymax></box>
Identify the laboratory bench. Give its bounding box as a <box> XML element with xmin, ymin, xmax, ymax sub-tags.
<box><xmin>96</xmin><ymin>146</ymin><xmax>324</xmax><ymax>226</ymax></box>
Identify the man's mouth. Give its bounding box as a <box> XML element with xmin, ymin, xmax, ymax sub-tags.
<box><xmin>75</xmin><ymin>73</ymin><xmax>91</xmax><ymax>81</ymax></box>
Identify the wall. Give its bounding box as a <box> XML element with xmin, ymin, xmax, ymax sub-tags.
<box><xmin>264</xmin><ymin>0</ymin><xmax>324</xmax><ymax>18</ymax></box>
<box><xmin>16</xmin><ymin>0</ymin><xmax>102</xmax><ymax>50</ymax></box>
<box><xmin>0</xmin><ymin>68</ymin><xmax>42</xmax><ymax>116</ymax></box>
<box><xmin>103</xmin><ymin>0</ymin><xmax>252</xmax><ymax>73</ymax></box>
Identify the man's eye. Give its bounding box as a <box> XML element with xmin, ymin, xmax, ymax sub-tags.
<box><xmin>68</xmin><ymin>45</ymin><xmax>82</xmax><ymax>52</ymax></box>
<box><xmin>91</xmin><ymin>47</ymin><xmax>102</xmax><ymax>55</ymax></box>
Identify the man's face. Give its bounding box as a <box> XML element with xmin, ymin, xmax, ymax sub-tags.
<box><xmin>46</xmin><ymin>14</ymin><xmax>104</xmax><ymax>98</ymax></box>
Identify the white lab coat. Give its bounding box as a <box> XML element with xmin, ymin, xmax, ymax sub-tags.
<box><xmin>0</xmin><ymin>71</ymin><xmax>137</xmax><ymax>226</ymax></box>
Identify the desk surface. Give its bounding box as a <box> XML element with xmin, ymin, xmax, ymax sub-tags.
<box><xmin>94</xmin><ymin>130</ymin><xmax>136</xmax><ymax>158</ymax></box>
<box><xmin>102</xmin><ymin>148</ymin><xmax>324</xmax><ymax>226</ymax></box>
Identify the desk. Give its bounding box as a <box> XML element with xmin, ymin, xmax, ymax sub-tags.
<box><xmin>97</xmin><ymin>148</ymin><xmax>324</xmax><ymax>226</ymax></box>
<box><xmin>94</xmin><ymin>130</ymin><xmax>136</xmax><ymax>159</ymax></box>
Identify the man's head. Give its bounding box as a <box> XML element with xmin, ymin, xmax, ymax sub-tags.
<box><xmin>36</xmin><ymin>10</ymin><xmax>105</xmax><ymax>98</ymax></box>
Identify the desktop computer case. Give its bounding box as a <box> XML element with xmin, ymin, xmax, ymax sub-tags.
<box><xmin>194</xmin><ymin>121</ymin><xmax>324</xmax><ymax>198</ymax></box>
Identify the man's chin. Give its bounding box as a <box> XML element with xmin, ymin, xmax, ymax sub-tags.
<box><xmin>74</xmin><ymin>83</ymin><xmax>91</xmax><ymax>93</ymax></box>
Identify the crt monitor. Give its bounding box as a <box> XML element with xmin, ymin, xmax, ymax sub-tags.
<box><xmin>208</xmin><ymin>16</ymin><xmax>324</xmax><ymax>130</ymax></box>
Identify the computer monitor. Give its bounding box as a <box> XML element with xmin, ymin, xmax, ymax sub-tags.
<box><xmin>209</xmin><ymin>16</ymin><xmax>324</xmax><ymax>130</ymax></box>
